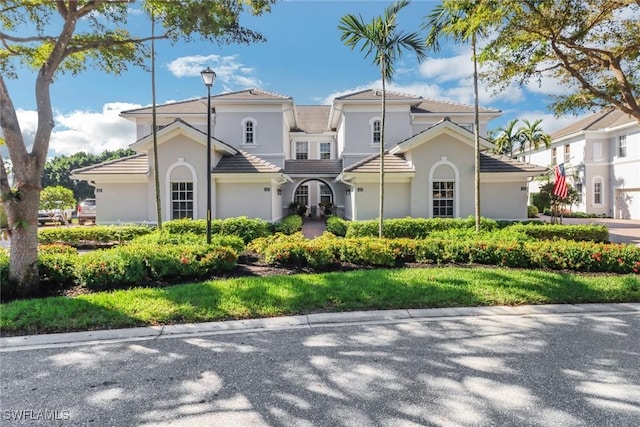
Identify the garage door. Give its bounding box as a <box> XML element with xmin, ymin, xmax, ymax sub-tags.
<box><xmin>617</xmin><ymin>189</ymin><xmax>640</xmax><ymax>220</ymax></box>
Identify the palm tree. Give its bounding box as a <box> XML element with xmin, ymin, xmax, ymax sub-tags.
<box><xmin>150</xmin><ymin>8</ymin><xmax>162</xmax><ymax>229</ymax></box>
<box><xmin>492</xmin><ymin>118</ymin><xmax>521</xmax><ymax>158</ymax></box>
<box><xmin>339</xmin><ymin>0</ymin><xmax>426</xmax><ymax>238</ymax></box>
<box><xmin>423</xmin><ymin>0</ymin><xmax>497</xmax><ymax>232</ymax></box>
<box><xmin>518</xmin><ymin>119</ymin><xmax>552</xmax><ymax>163</ymax></box>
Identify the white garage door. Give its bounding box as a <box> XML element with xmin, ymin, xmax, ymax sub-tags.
<box><xmin>617</xmin><ymin>189</ymin><xmax>640</xmax><ymax>220</ymax></box>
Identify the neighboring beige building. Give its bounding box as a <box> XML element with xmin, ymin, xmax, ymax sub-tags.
<box><xmin>72</xmin><ymin>89</ymin><xmax>545</xmax><ymax>224</ymax></box>
<box><xmin>528</xmin><ymin>109</ymin><xmax>640</xmax><ymax>219</ymax></box>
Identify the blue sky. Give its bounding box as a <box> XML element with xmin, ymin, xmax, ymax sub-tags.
<box><xmin>6</xmin><ymin>0</ymin><xmax>582</xmax><ymax>158</ymax></box>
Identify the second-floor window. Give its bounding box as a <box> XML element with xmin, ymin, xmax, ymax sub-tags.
<box><xmin>551</xmin><ymin>147</ymin><xmax>557</xmax><ymax>165</ymax></box>
<box><xmin>242</xmin><ymin>119</ymin><xmax>256</xmax><ymax>144</ymax></box>
<box><xmin>564</xmin><ymin>144</ymin><xmax>570</xmax><ymax>163</ymax></box>
<box><xmin>618</xmin><ymin>135</ymin><xmax>627</xmax><ymax>158</ymax></box>
<box><xmin>371</xmin><ymin>119</ymin><xmax>381</xmax><ymax>144</ymax></box>
<box><xmin>594</xmin><ymin>180</ymin><xmax>602</xmax><ymax>205</ymax></box>
<box><xmin>296</xmin><ymin>141</ymin><xmax>308</xmax><ymax>160</ymax></box>
<box><xmin>320</xmin><ymin>142</ymin><xmax>331</xmax><ymax>160</ymax></box>
<box><xmin>593</xmin><ymin>142</ymin><xmax>603</xmax><ymax>161</ymax></box>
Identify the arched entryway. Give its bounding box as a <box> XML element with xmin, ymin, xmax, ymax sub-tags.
<box><xmin>291</xmin><ymin>178</ymin><xmax>335</xmax><ymax>218</ymax></box>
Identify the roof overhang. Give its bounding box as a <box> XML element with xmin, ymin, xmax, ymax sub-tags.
<box><xmin>341</xmin><ymin>171</ymin><xmax>415</xmax><ymax>183</ymax></box>
<box><xmin>389</xmin><ymin>119</ymin><xmax>493</xmax><ymax>154</ymax></box>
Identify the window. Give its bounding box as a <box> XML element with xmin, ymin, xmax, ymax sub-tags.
<box><xmin>320</xmin><ymin>142</ymin><xmax>331</xmax><ymax>160</ymax></box>
<box><xmin>171</xmin><ymin>182</ymin><xmax>193</xmax><ymax>220</ymax></box>
<box><xmin>432</xmin><ymin>181</ymin><xmax>454</xmax><ymax>218</ymax></box>
<box><xmin>320</xmin><ymin>184</ymin><xmax>332</xmax><ymax>204</ymax></box>
<box><xmin>371</xmin><ymin>119</ymin><xmax>381</xmax><ymax>144</ymax></box>
<box><xmin>564</xmin><ymin>144</ymin><xmax>570</xmax><ymax>163</ymax></box>
<box><xmin>594</xmin><ymin>180</ymin><xmax>602</xmax><ymax>205</ymax></box>
<box><xmin>242</xmin><ymin>119</ymin><xmax>256</xmax><ymax>144</ymax></box>
<box><xmin>551</xmin><ymin>147</ymin><xmax>557</xmax><ymax>165</ymax></box>
<box><xmin>294</xmin><ymin>185</ymin><xmax>308</xmax><ymax>206</ymax></box>
<box><xmin>618</xmin><ymin>135</ymin><xmax>627</xmax><ymax>158</ymax></box>
<box><xmin>593</xmin><ymin>142</ymin><xmax>603</xmax><ymax>161</ymax></box>
<box><xmin>575</xmin><ymin>182</ymin><xmax>583</xmax><ymax>204</ymax></box>
<box><xmin>296</xmin><ymin>141</ymin><xmax>308</xmax><ymax>160</ymax></box>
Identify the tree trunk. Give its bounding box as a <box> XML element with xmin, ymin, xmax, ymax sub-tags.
<box><xmin>151</xmin><ymin>12</ymin><xmax>163</xmax><ymax>229</ymax></box>
<box><xmin>379</xmin><ymin>73</ymin><xmax>386</xmax><ymax>239</ymax></box>
<box><xmin>472</xmin><ymin>35</ymin><xmax>481</xmax><ymax>232</ymax></box>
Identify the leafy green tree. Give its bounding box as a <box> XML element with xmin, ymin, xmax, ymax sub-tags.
<box><xmin>491</xmin><ymin>118</ymin><xmax>522</xmax><ymax>158</ymax></box>
<box><xmin>518</xmin><ymin>119</ymin><xmax>552</xmax><ymax>163</ymax></box>
<box><xmin>0</xmin><ymin>0</ymin><xmax>274</xmax><ymax>296</ymax></box>
<box><xmin>423</xmin><ymin>0</ymin><xmax>501</xmax><ymax>232</ymax></box>
<box><xmin>39</xmin><ymin>185</ymin><xmax>76</xmax><ymax>224</ymax></box>
<box><xmin>478</xmin><ymin>0</ymin><xmax>640</xmax><ymax>121</ymax></box>
<box><xmin>339</xmin><ymin>0</ymin><xmax>426</xmax><ymax>238</ymax></box>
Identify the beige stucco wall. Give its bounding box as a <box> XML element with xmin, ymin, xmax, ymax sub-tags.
<box><xmin>481</xmin><ymin>182</ymin><xmax>529</xmax><ymax>219</ymax></box>
<box><xmin>215</xmin><ymin>182</ymin><xmax>273</xmax><ymax>220</ymax></box>
<box><xmin>95</xmin><ymin>183</ymin><xmax>148</xmax><ymax>224</ymax></box>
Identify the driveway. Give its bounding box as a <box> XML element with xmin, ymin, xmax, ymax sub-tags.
<box><xmin>543</xmin><ymin>216</ymin><xmax>640</xmax><ymax>246</ymax></box>
<box><xmin>1</xmin><ymin>305</ymin><xmax>639</xmax><ymax>426</ymax></box>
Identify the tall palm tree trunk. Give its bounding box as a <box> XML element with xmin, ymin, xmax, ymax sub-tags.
<box><xmin>379</xmin><ymin>69</ymin><xmax>386</xmax><ymax>238</ymax></box>
<box><xmin>472</xmin><ymin>34</ymin><xmax>481</xmax><ymax>232</ymax></box>
<box><xmin>151</xmin><ymin>13</ymin><xmax>162</xmax><ymax>229</ymax></box>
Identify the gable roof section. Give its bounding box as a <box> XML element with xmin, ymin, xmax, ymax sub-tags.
<box><xmin>121</xmin><ymin>98</ymin><xmax>207</xmax><ymax>116</ymax></box>
<box><xmin>550</xmin><ymin>108</ymin><xmax>638</xmax><ymax>140</ymax></box>
<box><xmin>390</xmin><ymin>118</ymin><xmax>493</xmax><ymax>154</ymax></box>
<box><xmin>335</xmin><ymin>89</ymin><xmax>421</xmax><ymax>102</ymax></box>
<box><xmin>212</xmin><ymin>150</ymin><xmax>282</xmax><ymax>174</ymax></box>
<box><xmin>211</xmin><ymin>88</ymin><xmax>292</xmax><ymax>102</ymax></box>
<box><xmin>284</xmin><ymin>160</ymin><xmax>343</xmax><ymax>175</ymax></box>
<box><xmin>293</xmin><ymin>106</ymin><xmax>331</xmax><ymax>133</ymax></box>
<box><xmin>480</xmin><ymin>152</ymin><xmax>547</xmax><ymax>174</ymax></box>
<box><xmin>71</xmin><ymin>153</ymin><xmax>149</xmax><ymax>176</ymax></box>
<box><xmin>343</xmin><ymin>152</ymin><xmax>414</xmax><ymax>174</ymax></box>
<box><xmin>129</xmin><ymin>118</ymin><xmax>237</xmax><ymax>154</ymax></box>
<box><xmin>412</xmin><ymin>99</ymin><xmax>500</xmax><ymax>114</ymax></box>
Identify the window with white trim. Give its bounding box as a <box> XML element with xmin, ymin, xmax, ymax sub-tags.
<box><xmin>593</xmin><ymin>179</ymin><xmax>603</xmax><ymax>205</ymax></box>
<box><xmin>294</xmin><ymin>185</ymin><xmax>308</xmax><ymax>206</ymax></box>
<box><xmin>564</xmin><ymin>144</ymin><xmax>570</xmax><ymax>163</ymax></box>
<box><xmin>320</xmin><ymin>184</ymin><xmax>332</xmax><ymax>204</ymax></box>
<box><xmin>171</xmin><ymin>182</ymin><xmax>194</xmax><ymax>219</ymax></box>
<box><xmin>320</xmin><ymin>142</ymin><xmax>331</xmax><ymax>160</ymax></box>
<box><xmin>551</xmin><ymin>147</ymin><xmax>557</xmax><ymax>165</ymax></box>
<box><xmin>432</xmin><ymin>181</ymin><xmax>454</xmax><ymax>218</ymax></box>
<box><xmin>593</xmin><ymin>142</ymin><xmax>603</xmax><ymax>161</ymax></box>
<box><xmin>296</xmin><ymin>141</ymin><xmax>308</xmax><ymax>160</ymax></box>
<box><xmin>371</xmin><ymin>119</ymin><xmax>381</xmax><ymax>144</ymax></box>
<box><xmin>243</xmin><ymin>119</ymin><xmax>255</xmax><ymax>144</ymax></box>
<box><xmin>618</xmin><ymin>135</ymin><xmax>627</xmax><ymax>158</ymax></box>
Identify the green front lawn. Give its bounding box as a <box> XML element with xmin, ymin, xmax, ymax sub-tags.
<box><xmin>2</xmin><ymin>266</ymin><xmax>638</xmax><ymax>336</ymax></box>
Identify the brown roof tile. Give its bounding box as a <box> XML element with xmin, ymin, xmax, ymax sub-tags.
<box><xmin>412</xmin><ymin>99</ymin><xmax>500</xmax><ymax>114</ymax></box>
<box><xmin>294</xmin><ymin>106</ymin><xmax>331</xmax><ymax>133</ymax></box>
<box><xmin>212</xmin><ymin>88</ymin><xmax>292</xmax><ymax>101</ymax></box>
<box><xmin>213</xmin><ymin>151</ymin><xmax>282</xmax><ymax>173</ymax></box>
<box><xmin>335</xmin><ymin>89</ymin><xmax>421</xmax><ymax>101</ymax></box>
<box><xmin>71</xmin><ymin>154</ymin><xmax>149</xmax><ymax>175</ymax></box>
<box><xmin>550</xmin><ymin>108</ymin><xmax>638</xmax><ymax>139</ymax></box>
<box><xmin>479</xmin><ymin>152</ymin><xmax>547</xmax><ymax>174</ymax></box>
<box><xmin>284</xmin><ymin>160</ymin><xmax>343</xmax><ymax>175</ymax></box>
<box><xmin>344</xmin><ymin>153</ymin><xmax>414</xmax><ymax>173</ymax></box>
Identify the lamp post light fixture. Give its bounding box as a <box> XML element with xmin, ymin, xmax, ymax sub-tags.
<box><xmin>200</xmin><ymin>67</ymin><xmax>216</xmax><ymax>244</ymax></box>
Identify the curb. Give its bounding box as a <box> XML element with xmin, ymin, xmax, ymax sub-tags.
<box><xmin>1</xmin><ymin>303</ymin><xmax>639</xmax><ymax>352</ymax></box>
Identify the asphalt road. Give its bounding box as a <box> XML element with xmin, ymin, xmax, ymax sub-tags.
<box><xmin>1</xmin><ymin>309</ymin><xmax>639</xmax><ymax>426</ymax></box>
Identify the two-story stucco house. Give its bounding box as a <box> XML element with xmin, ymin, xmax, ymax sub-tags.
<box><xmin>528</xmin><ymin>108</ymin><xmax>640</xmax><ymax>219</ymax></box>
<box><xmin>71</xmin><ymin>89</ymin><xmax>546</xmax><ymax>224</ymax></box>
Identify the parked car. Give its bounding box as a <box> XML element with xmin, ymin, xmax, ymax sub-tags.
<box><xmin>77</xmin><ymin>198</ymin><xmax>96</xmax><ymax>225</ymax></box>
<box><xmin>38</xmin><ymin>207</ymin><xmax>73</xmax><ymax>225</ymax></box>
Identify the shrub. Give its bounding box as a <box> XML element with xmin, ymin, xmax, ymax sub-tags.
<box><xmin>39</xmin><ymin>252</ymin><xmax>78</xmax><ymax>286</ymax></box>
<box><xmin>339</xmin><ymin>238</ymin><xmax>396</xmax><ymax>267</ymax></box>
<box><xmin>526</xmin><ymin>240</ymin><xmax>640</xmax><ymax>273</ymax></box>
<box><xmin>263</xmin><ymin>241</ymin><xmax>307</xmax><ymax>266</ymax></box>
<box><xmin>131</xmin><ymin>231</ymin><xmax>245</xmax><ymax>253</ymax></box>
<box><xmin>39</xmin><ymin>225</ymin><xmax>152</xmax><ymax>246</ymax></box>
<box><xmin>508</xmin><ymin>223</ymin><xmax>609</xmax><ymax>242</ymax></box>
<box><xmin>75</xmin><ymin>249</ymin><xmax>146</xmax><ymax>289</ymax></box>
<box><xmin>304</xmin><ymin>238</ymin><xmax>337</xmax><ymax>270</ymax></box>
<box><xmin>326</xmin><ymin>216</ymin><xmax>348</xmax><ymax>237</ymax></box>
<box><xmin>163</xmin><ymin>217</ymin><xmax>270</xmax><ymax>243</ymax></box>
<box><xmin>345</xmin><ymin>216</ymin><xmax>498</xmax><ymax>238</ymax></box>
<box><xmin>527</xmin><ymin>205</ymin><xmax>539</xmax><ymax>218</ymax></box>
<box><xmin>0</xmin><ymin>249</ymin><xmax>10</xmax><ymax>298</ymax></box>
<box><xmin>274</xmin><ymin>215</ymin><xmax>303</xmax><ymax>235</ymax></box>
<box><xmin>39</xmin><ymin>243</ymin><xmax>78</xmax><ymax>255</ymax></box>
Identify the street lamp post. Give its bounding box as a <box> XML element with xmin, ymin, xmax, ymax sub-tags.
<box><xmin>200</xmin><ymin>67</ymin><xmax>216</xmax><ymax>244</ymax></box>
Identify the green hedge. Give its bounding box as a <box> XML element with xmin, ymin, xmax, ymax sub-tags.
<box><xmin>274</xmin><ymin>215</ymin><xmax>303</xmax><ymax>235</ymax></box>
<box><xmin>131</xmin><ymin>231</ymin><xmax>245</xmax><ymax>253</ymax></box>
<box><xmin>345</xmin><ymin>216</ymin><xmax>499</xmax><ymax>238</ymax></box>
<box><xmin>326</xmin><ymin>216</ymin><xmax>348</xmax><ymax>237</ymax></box>
<box><xmin>163</xmin><ymin>217</ymin><xmax>270</xmax><ymax>243</ymax></box>
<box><xmin>38</xmin><ymin>225</ymin><xmax>152</xmax><ymax>245</ymax></box>
<box><xmin>250</xmin><ymin>233</ymin><xmax>640</xmax><ymax>274</ymax></box>
<box><xmin>507</xmin><ymin>223</ymin><xmax>609</xmax><ymax>242</ymax></box>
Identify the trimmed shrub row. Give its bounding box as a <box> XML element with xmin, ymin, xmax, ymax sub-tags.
<box><xmin>274</xmin><ymin>215</ymin><xmax>303</xmax><ymax>235</ymax></box>
<box><xmin>249</xmin><ymin>232</ymin><xmax>640</xmax><ymax>274</ymax></box>
<box><xmin>38</xmin><ymin>225</ymin><xmax>152</xmax><ymax>245</ymax></box>
<box><xmin>131</xmin><ymin>231</ymin><xmax>246</xmax><ymax>253</ymax></box>
<box><xmin>507</xmin><ymin>223</ymin><xmax>609</xmax><ymax>242</ymax></box>
<box><xmin>326</xmin><ymin>216</ymin><xmax>348</xmax><ymax>237</ymax></box>
<box><xmin>162</xmin><ymin>217</ymin><xmax>270</xmax><ymax>243</ymax></box>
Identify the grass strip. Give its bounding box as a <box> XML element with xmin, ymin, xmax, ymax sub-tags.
<box><xmin>2</xmin><ymin>267</ymin><xmax>639</xmax><ymax>336</ymax></box>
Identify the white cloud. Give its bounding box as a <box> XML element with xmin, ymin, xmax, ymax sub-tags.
<box><xmin>17</xmin><ymin>103</ymin><xmax>139</xmax><ymax>158</ymax></box>
<box><xmin>419</xmin><ymin>53</ymin><xmax>473</xmax><ymax>83</ymax></box>
<box><xmin>515</xmin><ymin>110</ymin><xmax>590</xmax><ymax>134</ymax></box>
<box><xmin>167</xmin><ymin>54</ymin><xmax>262</xmax><ymax>90</ymax></box>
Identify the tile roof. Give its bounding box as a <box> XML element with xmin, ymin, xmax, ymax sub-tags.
<box><xmin>412</xmin><ymin>99</ymin><xmax>500</xmax><ymax>114</ymax></box>
<box><xmin>71</xmin><ymin>154</ymin><xmax>149</xmax><ymax>175</ymax></box>
<box><xmin>121</xmin><ymin>98</ymin><xmax>207</xmax><ymax>115</ymax></box>
<box><xmin>293</xmin><ymin>106</ymin><xmax>331</xmax><ymax>133</ymax></box>
<box><xmin>284</xmin><ymin>160</ymin><xmax>343</xmax><ymax>175</ymax></box>
<box><xmin>343</xmin><ymin>152</ymin><xmax>414</xmax><ymax>173</ymax></box>
<box><xmin>335</xmin><ymin>89</ymin><xmax>422</xmax><ymax>101</ymax></box>
<box><xmin>211</xmin><ymin>88</ymin><xmax>292</xmax><ymax>101</ymax></box>
<box><xmin>212</xmin><ymin>151</ymin><xmax>282</xmax><ymax>173</ymax></box>
<box><xmin>479</xmin><ymin>152</ymin><xmax>548</xmax><ymax>174</ymax></box>
<box><xmin>550</xmin><ymin>108</ymin><xmax>638</xmax><ymax>139</ymax></box>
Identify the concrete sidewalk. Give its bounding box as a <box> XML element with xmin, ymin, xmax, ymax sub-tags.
<box><xmin>2</xmin><ymin>303</ymin><xmax>638</xmax><ymax>352</ymax></box>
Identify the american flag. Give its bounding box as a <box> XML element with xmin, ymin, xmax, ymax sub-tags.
<box><xmin>553</xmin><ymin>163</ymin><xmax>568</xmax><ymax>199</ymax></box>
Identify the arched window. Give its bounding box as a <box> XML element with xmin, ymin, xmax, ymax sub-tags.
<box><xmin>166</xmin><ymin>159</ymin><xmax>198</xmax><ymax>220</ymax></box>
<box><xmin>429</xmin><ymin>158</ymin><xmax>460</xmax><ymax>218</ymax></box>
<box><xmin>593</xmin><ymin>176</ymin><xmax>604</xmax><ymax>205</ymax></box>
<box><xmin>369</xmin><ymin>117</ymin><xmax>381</xmax><ymax>145</ymax></box>
<box><xmin>241</xmin><ymin>117</ymin><xmax>257</xmax><ymax>145</ymax></box>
